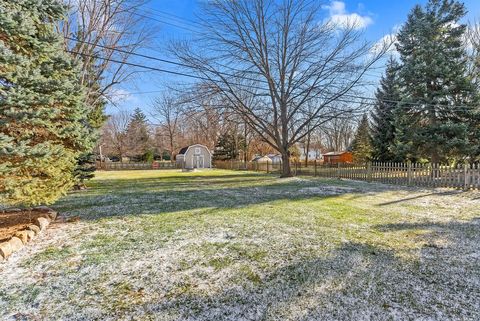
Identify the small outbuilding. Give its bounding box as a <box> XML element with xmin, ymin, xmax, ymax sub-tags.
<box><xmin>323</xmin><ymin>151</ymin><xmax>353</xmax><ymax>165</ymax></box>
<box><xmin>176</xmin><ymin>144</ymin><xmax>212</xmax><ymax>170</ymax></box>
<box><xmin>252</xmin><ymin>154</ymin><xmax>282</xmax><ymax>164</ymax></box>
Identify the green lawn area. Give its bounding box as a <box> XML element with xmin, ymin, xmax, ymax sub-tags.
<box><xmin>1</xmin><ymin>169</ymin><xmax>479</xmax><ymax>320</ymax></box>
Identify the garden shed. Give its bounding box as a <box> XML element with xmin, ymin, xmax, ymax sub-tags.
<box><xmin>176</xmin><ymin>144</ymin><xmax>212</xmax><ymax>169</ymax></box>
<box><xmin>323</xmin><ymin>151</ymin><xmax>353</xmax><ymax>164</ymax></box>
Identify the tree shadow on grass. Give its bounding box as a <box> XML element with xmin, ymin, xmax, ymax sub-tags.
<box><xmin>136</xmin><ymin>218</ymin><xmax>480</xmax><ymax>321</ymax></box>
<box><xmin>53</xmin><ymin>172</ymin><xmax>480</xmax><ymax>221</ymax></box>
<box><xmin>52</xmin><ymin>174</ymin><xmax>368</xmax><ymax>221</ymax></box>
<box><xmin>87</xmin><ymin>173</ymin><xmax>273</xmax><ymax>193</ymax></box>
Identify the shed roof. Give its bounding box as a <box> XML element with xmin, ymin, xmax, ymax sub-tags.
<box><xmin>178</xmin><ymin>146</ymin><xmax>189</xmax><ymax>155</ymax></box>
<box><xmin>177</xmin><ymin>144</ymin><xmax>212</xmax><ymax>156</ymax></box>
<box><xmin>323</xmin><ymin>151</ymin><xmax>350</xmax><ymax>156</ymax></box>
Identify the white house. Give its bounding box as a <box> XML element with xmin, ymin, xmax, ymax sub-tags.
<box><xmin>252</xmin><ymin>154</ymin><xmax>283</xmax><ymax>164</ymax></box>
<box><xmin>299</xmin><ymin>149</ymin><xmax>322</xmax><ymax>161</ymax></box>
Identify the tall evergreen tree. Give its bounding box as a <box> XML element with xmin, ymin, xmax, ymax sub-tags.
<box><xmin>125</xmin><ymin>107</ymin><xmax>150</xmax><ymax>158</ymax></box>
<box><xmin>351</xmin><ymin>114</ymin><xmax>373</xmax><ymax>163</ymax></box>
<box><xmin>213</xmin><ymin>132</ymin><xmax>242</xmax><ymax>161</ymax></box>
<box><xmin>73</xmin><ymin>57</ymin><xmax>107</xmax><ymax>187</ymax></box>
<box><xmin>395</xmin><ymin>0</ymin><xmax>479</xmax><ymax>163</ymax></box>
<box><xmin>370</xmin><ymin>57</ymin><xmax>402</xmax><ymax>161</ymax></box>
<box><xmin>0</xmin><ymin>0</ymin><xmax>92</xmax><ymax>206</ymax></box>
<box><xmin>72</xmin><ymin>152</ymin><xmax>96</xmax><ymax>189</ymax></box>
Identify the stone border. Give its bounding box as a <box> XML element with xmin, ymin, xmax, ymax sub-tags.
<box><xmin>0</xmin><ymin>207</ymin><xmax>58</xmax><ymax>262</ymax></box>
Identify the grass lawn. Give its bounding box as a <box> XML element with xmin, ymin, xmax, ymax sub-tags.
<box><xmin>1</xmin><ymin>169</ymin><xmax>479</xmax><ymax>320</ymax></box>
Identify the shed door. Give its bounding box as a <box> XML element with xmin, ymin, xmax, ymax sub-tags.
<box><xmin>194</xmin><ymin>155</ymin><xmax>204</xmax><ymax>168</ymax></box>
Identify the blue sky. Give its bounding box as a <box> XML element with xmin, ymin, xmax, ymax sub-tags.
<box><xmin>110</xmin><ymin>0</ymin><xmax>480</xmax><ymax>115</ymax></box>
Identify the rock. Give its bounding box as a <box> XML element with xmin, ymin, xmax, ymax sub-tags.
<box><xmin>33</xmin><ymin>206</ymin><xmax>51</xmax><ymax>212</ymax></box>
<box><xmin>46</xmin><ymin>210</ymin><xmax>58</xmax><ymax>221</ymax></box>
<box><xmin>14</xmin><ymin>231</ymin><xmax>29</xmax><ymax>244</ymax></box>
<box><xmin>8</xmin><ymin>237</ymin><xmax>24</xmax><ymax>253</ymax></box>
<box><xmin>28</xmin><ymin>224</ymin><xmax>41</xmax><ymax>235</ymax></box>
<box><xmin>33</xmin><ymin>206</ymin><xmax>58</xmax><ymax>220</ymax></box>
<box><xmin>25</xmin><ymin>229</ymin><xmax>35</xmax><ymax>241</ymax></box>
<box><xmin>35</xmin><ymin>217</ymin><xmax>50</xmax><ymax>231</ymax></box>
<box><xmin>0</xmin><ymin>241</ymin><xmax>12</xmax><ymax>259</ymax></box>
<box><xmin>15</xmin><ymin>230</ymin><xmax>35</xmax><ymax>244</ymax></box>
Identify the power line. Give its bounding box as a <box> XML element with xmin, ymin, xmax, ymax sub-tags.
<box><xmin>126</xmin><ymin>5</ymin><xmax>387</xmax><ymax>79</ymax></box>
<box><xmin>109</xmin><ymin>88</ymin><xmax>478</xmax><ymax>113</ymax></box>
<box><xmin>133</xmin><ymin>11</ymin><xmax>198</xmax><ymax>33</ymax></box>
<box><xmin>69</xmin><ymin>48</ymin><xmax>479</xmax><ymax>112</ymax></box>
<box><xmin>66</xmin><ymin>36</ymin><xmax>271</xmax><ymax>85</ymax></box>
<box><xmin>68</xmin><ymin>36</ymin><xmax>385</xmax><ymax>96</ymax></box>
<box><xmin>85</xmin><ymin>1</ymin><xmax>386</xmax><ymax>79</ymax></box>
<box><xmin>67</xmin><ymin>49</ymin><xmax>269</xmax><ymax>92</ymax></box>
<box><xmin>142</xmin><ymin>7</ymin><xmax>200</xmax><ymax>29</ymax></box>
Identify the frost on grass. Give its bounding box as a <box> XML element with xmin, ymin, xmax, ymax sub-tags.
<box><xmin>0</xmin><ymin>169</ymin><xmax>479</xmax><ymax>321</ymax></box>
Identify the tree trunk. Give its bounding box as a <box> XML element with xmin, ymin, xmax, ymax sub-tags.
<box><xmin>305</xmin><ymin>133</ymin><xmax>311</xmax><ymax>167</ymax></box>
<box><xmin>244</xmin><ymin>122</ymin><xmax>248</xmax><ymax>163</ymax></box>
<box><xmin>170</xmin><ymin>138</ymin><xmax>175</xmax><ymax>164</ymax></box>
<box><xmin>280</xmin><ymin>151</ymin><xmax>292</xmax><ymax>177</ymax></box>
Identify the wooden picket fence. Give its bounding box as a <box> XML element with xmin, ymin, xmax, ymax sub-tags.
<box><xmin>214</xmin><ymin>160</ymin><xmax>480</xmax><ymax>190</ymax></box>
<box><xmin>314</xmin><ymin>162</ymin><xmax>480</xmax><ymax>190</ymax></box>
<box><xmin>96</xmin><ymin>161</ymin><xmax>178</xmax><ymax>170</ymax></box>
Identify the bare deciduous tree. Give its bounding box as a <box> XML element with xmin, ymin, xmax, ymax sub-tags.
<box><xmin>320</xmin><ymin>115</ymin><xmax>358</xmax><ymax>152</ymax></box>
<box><xmin>173</xmin><ymin>0</ymin><xmax>389</xmax><ymax>176</ymax></box>
<box><xmin>100</xmin><ymin>110</ymin><xmax>131</xmax><ymax>160</ymax></box>
<box><xmin>151</xmin><ymin>95</ymin><xmax>184</xmax><ymax>162</ymax></box>
<box><xmin>61</xmin><ymin>0</ymin><xmax>153</xmax><ymax>112</ymax></box>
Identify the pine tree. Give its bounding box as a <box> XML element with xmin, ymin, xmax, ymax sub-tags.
<box><xmin>130</xmin><ymin>107</ymin><xmax>148</xmax><ymax>124</ymax></box>
<box><xmin>69</xmin><ymin>37</ymin><xmax>109</xmax><ymax>184</ymax></box>
<box><xmin>73</xmin><ymin>61</ymin><xmax>107</xmax><ymax>187</ymax></box>
<box><xmin>351</xmin><ymin>114</ymin><xmax>373</xmax><ymax>163</ymax></box>
<box><xmin>0</xmin><ymin>0</ymin><xmax>92</xmax><ymax>206</ymax></box>
<box><xmin>395</xmin><ymin>0</ymin><xmax>479</xmax><ymax>163</ymax></box>
<box><xmin>213</xmin><ymin>132</ymin><xmax>243</xmax><ymax>161</ymax></box>
<box><xmin>125</xmin><ymin>107</ymin><xmax>150</xmax><ymax>158</ymax></box>
<box><xmin>73</xmin><ymin>152</ymin><xmax>96</xmax><ymax>189</ymax></box>
<box><xmin>370</xmin><ymin>57</ymin><xmax>402</xmax><ymax>161</ymax></box>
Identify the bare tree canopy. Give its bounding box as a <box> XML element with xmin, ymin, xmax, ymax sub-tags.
<box><xmin>100</xmin><ymin>110</ymin><xmax>131</xmax><ymax>160</ymax></box>
<box><xmin>151</xmin><ymin>94</ymin><xmax>184</xmax><ymax>162</ymax></box>
<box><xmin>61</xmin><ymin>0</ymin><xmax>153</xmax><ymax>106</ymax></box>
<box><xmin>173</xmin><ymin>0</ymin><xmax>389</xmax><ymax>176</ymax></box>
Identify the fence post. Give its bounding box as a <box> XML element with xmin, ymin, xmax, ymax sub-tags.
<box><xmin>367</xmin><ymin>161</ymin><xmax>372</xmax><ymax>182</ymax></box>
<box><xmin>267</xmin><ymin>160</ymin><xmax>269</xmax><ymax>173</ymax></box>
<box><xmin>407</xmin><ymin>160</ymin><xmax>412</xmax><ymax>186</ymax></box>
<box><xmin>464</xmin><ymin>162</ymin><xmax>469</xmax><ymax>190</ymax></box>
<box><xmin>314</xmin><ymin>160</ymin><xmax>317</xmax><ymax>177</ymax></box>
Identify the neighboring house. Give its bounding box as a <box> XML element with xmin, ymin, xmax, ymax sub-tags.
<box><xmin>296</xmin><ymin>142</ymin><xmax>322</xmax><ymax>161</ymax></box>
<box><xmin>252</xmin><ymin>154</ymin><xmax>282</xmax><ymax>164</ymax></box>
<box><xmin>299</xmin><ymin>149</ymin><xmax>322</xmax><ymax>161</ymax></box>
<box><xmin>323</xmin><ymin>151</ymin><xmax>353</xmax><ymax>164</ymax></box>
<box><xmin>176</xmin><ymin>144</ymin><xmax>212</xmax><ymax>169</ymax></box>
<box><xmin>266</xmin><ymin>154</ymin><xmax>282</xmax><ymax>164</ymax></box>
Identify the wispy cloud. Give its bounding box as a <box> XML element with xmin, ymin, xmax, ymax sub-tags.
<box><xmin>371</xmin><ymin>25</ymin><xmax>402</xmax><ymax>56</ymax></box>
<box><xmin>107</xmin><ymin>88</ymin><xmax>139</xmax><ymax>105</ymax></box>
<box><xmin>323</xmin><ymin>1</ymin><xmax>373</xmax><ymax>30</ymax></box>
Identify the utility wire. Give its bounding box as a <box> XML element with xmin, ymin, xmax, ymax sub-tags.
<box><xmin>68</xmin><ymin>47</ymin><xmax>479</xmax><ymax>112</ymax></box>
<box><xmin>66</xmin><ymin>36</ymin><xmax>271</xmax><ymax>85</ymax></box>
<box><xmin>122</xmin><ymin>5</ymin><xmax>387</xmax><ymax>78</ymax></box>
